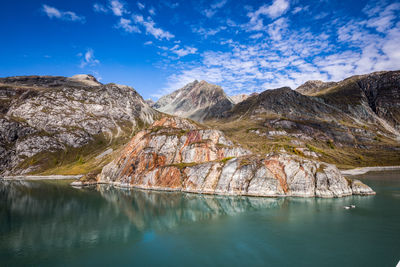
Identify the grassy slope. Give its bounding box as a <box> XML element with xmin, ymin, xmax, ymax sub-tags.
<box><xmin>206</xmin><ymin>117</ymin><xmax>400</xmax><ymax>169</ymax></box>
<box><xmin>17</xmin><ymin>123</ymin><xmax>140</xmax><ymax>177</ymax></box>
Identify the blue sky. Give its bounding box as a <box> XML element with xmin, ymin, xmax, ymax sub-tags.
<box><xmin>0</xmin><ymin>0</ymin><xmax>399</xmax><ymax>99</ymax></box>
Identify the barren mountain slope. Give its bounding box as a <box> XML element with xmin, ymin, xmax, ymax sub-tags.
<box><xmin>0</xmin><ymin>75</ymin><xmax>159</xmax><ymax>175</ymax></box>
<box><xmin>153</xmin><ymin>80</ymin><xmax>233</xmax><ymax>121</ymax></box>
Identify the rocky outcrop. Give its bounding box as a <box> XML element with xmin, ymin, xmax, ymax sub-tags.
<box><xmin>153</xmin><ymin>80</ymin><xmax>234</xmax><ymax>122</ymax></box>
<box><xmin>296</xmin><ymin>80</ymin><xmax>337</xmax><ymax>95</ymax></box>
<box><xmin>230</xmin><ymin>94</ymin><xmax>250</xmax><ymax>104</ymax></box>
<box><xmin>81</xmin><ymin>117</ymin><xmax>375</xmax><ymax>197</ymax></box>
<box><xmin>145</xmin><ymin>98</ymin><xmax>155</xmax><ymax>106</ymax></box>
<box><xmin>0</xmin><ymin>75</ymin><xmax>159</xmax><ymax>175</ymax></box>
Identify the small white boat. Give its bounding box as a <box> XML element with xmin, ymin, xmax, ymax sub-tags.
<box><xmin>344</xmin><ymin>206</ymin><xmax>351</xmax><ymax>209</ymax></box>
<box><xmin>350</xmin><ymin>205</ymin><xmax>356</xmax><ymax>208</ymax></box>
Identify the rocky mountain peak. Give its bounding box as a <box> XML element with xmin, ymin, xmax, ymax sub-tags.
<box><xmin>230</xmin><ymin>93</ymin><xmax>250</xmax><ymax>104</ymax></box>
<box><xmin>296</xmin><ymin>80</ymin><xmax>337</xmax><ymax>95</ymax></box>
<box><xmin>0</xmin><ymin>74</ymin><xmax>104</xmax><ymax>89</ymax></box>
<box><xmin>153</xmin><ymin>80</ymin><xmax>234</xmax><ymax>122</ymax></box>
<box><xmin>69</xmin><ymin>74</ymin><xmax>101</xmax><ymax>86</ymax></box>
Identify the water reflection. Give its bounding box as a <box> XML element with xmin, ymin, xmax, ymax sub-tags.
<box><xmin>96</xmin><ymin>185</ymin><xmax>283</xmax><ymax>231</ymax></box>
<box><xmin>0</xmin><ymin>174</ymin><xmax>398</xmax><ymax>267</ymax></box>
<box><xmin>0</xmin><ymin>180</ymin><xmax>283</xmax><ymax>256</ymax></box>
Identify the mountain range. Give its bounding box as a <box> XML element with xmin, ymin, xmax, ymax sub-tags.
<box><xmin>1</xmin><ymin>70</ymin><xmax>399</xmax><ymax>197</ymax></box>
<box><xmin>152</xmin><ymin>70</ymin><xmax>400</xmax><ymax>168</ymax></box>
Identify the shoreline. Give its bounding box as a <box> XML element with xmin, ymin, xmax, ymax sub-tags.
<box><xmin>2</xmin><ymin>166</ymin><xmax>400</xmax><ymax>180</ymax></box>
<box><xmin>1</xmin><ymin>175</ymin><xmax>82</xmax><ymax>181</ymax></box>
<box><xmin>340</xmin><ymin>166</ymin><xmax>400</xmax><ymax>176</ymax></box>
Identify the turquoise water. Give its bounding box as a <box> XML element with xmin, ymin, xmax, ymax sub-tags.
<box><xmin>1</xmin><ymin>171</ymin><xmax>399</xmax><ymax>267</ymax></box>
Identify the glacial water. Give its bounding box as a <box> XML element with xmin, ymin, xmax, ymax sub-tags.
<box><xmin>1</xmin><ymin>171</ymin><xmax>399</xmax><ymax>267</ymax></box>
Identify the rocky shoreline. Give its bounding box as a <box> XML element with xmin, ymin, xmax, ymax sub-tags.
<box><xmin>73</xmin><ymin>117</ymin><xmax>375</xmax><ymax>198</ymax></box>
<box><xmin>1</xmin><ymin>175</ymin><xmax>82</xmax><ymax>180</ymax></box>
<box><xmin>341</xmin><ymin>166</ymin><xmax>400</xmax><ymax>176</ymax></box>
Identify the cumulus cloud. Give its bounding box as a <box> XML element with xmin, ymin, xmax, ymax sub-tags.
<box><xmin>192</xmin><ymin>26</ymin><xmax>227</xmax><ymax>38</ymax></box>
<box><xmin>133</xmin><ymin>15</ymin><xmax>174</xmax><ymax>40</ymax></box>
<box><xmin>249</xmin><ymin>33</ymin><xmax>263</xmax><ymax>39</ymax></box>
<box><xmin>203</xmin><ymin>0</ymin><xmax>228</xmax><ymax>18</ymax></box>
<box><xmin>158</xmin><ymin>1</ymin><xmax>400</xmax><ymax>97</ymax></box>
<box><xmin>93</xmin><ymin>3</ymin><xmax>108</xmax><ymax>13</ymax></box>
<box><xmin>246</xmin><ymin>0</ymin><xmax>289</xmax><ymax>31</ymax></box>
<box><xmin>292</xmin><ymin>5</ymin><xmax>309</xmax><ymax>15</ymax></box>
<box><xmin>267</xmin><ymin>17</ymin><xmax>288</xmax><ymax>41</ymax></box>
<box><xmin>116</xmin><ymin>18</ymin><xmax>141</xmax><ymax>33</ymax></box>
<box><xmin>364</xmin><ymin>2</ymin><xmax>400</xmax><ymax>32</ymax></box>
<box><xmin>42</xmin><ymin>4</ymin><xmax>85</xmax><ymax>23</ymax></box>
<box><xmin>109</xmin><ymin>0</ymin><xmax>127</xmax><ymax>16</ymax></box>
<box><xmin>79</xmin><ymin>49</ymin><xmax>100</xmax><ymax>68</ymax></box>
<box><xmin>170</xmin><ymin>45</ymin><xmax>197</xmax><ymax>57</ymax></box>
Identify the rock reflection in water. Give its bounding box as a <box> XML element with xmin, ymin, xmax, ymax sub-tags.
<box><xmin>96</xmin><ymin>184</ymin><xmax>283</xmax><ymax>231</ymax></box>
<box><xmin>0</xmin><ymin>180</ymin><xmax>282</xmax><ymax>258</ymax></box>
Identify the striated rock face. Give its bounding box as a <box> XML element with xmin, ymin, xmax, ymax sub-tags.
<box><xmin>153</xmin><ymin>80</ymin><xmax>234</xmax><ymax>122</ymax></box>
<box><xmin>0</xmin><ymin>75</ymin><xmax>159</xmax><ymax>175</ymax></box>
<box><xmin>90</xmin><ymin>117</ymin><xmax>375</xmax><ymax>198</ymax></box>
<box><xmin>296</xmin><ymin>71</ymin><xmax>400</xmax><ymax>131</ymax></box>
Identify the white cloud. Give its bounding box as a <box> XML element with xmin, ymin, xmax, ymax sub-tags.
<box><xmin>144</xmin><ymin>41</ymin><xmax>153</xmax><ymax>45</ymax></box>
<box><xmin>170</xmin><ymin>45</ymin><xmax>198</xmax><ymax>57</ymax></box>
<box><xmin>80</xmin><ymin>49</ymin><xmax>100</xmax><ymax>68</ymax></box>
<box><xmin>42</xmin><ymin>5</ymin><xmax>85</xmax><ymax>23</ymax></box>
<box><xmin>313</xmin><ymin>12</ymin><xmax>329</xmax><ymax>20</ymax></box>
<box><xmin>365</xmin><ymin>2</ymin><xmax>400</xmax><ymax>32</ymax></box>
<box><xmin>192</xmin><ymin>26</ymin><xmax>227</xmax><ymax>38</ymax></box>
<box><xmin>116</xmin><ymin>18</ymin><xmax>141</xmax><ymax>33</ymax></box>
<box><xmin>137</xmin><ymin>2</ymin><xmax>145</xmax><ymax>10</ymax></box>
<box><xmin>149</xmin><ymin>7</ymin><xmax>156</xmax><ymax>16</ymax></box>
<box><xmin>292</xmin><ymin>6</ymin><xmax>308</xmax><ymax>15</ymax></box>
<box><xmin>93</xmin><ymin>3</ymin><xmax>108</xmax><ymax>13</ymax></box>
<box><xmin>246</xmin><ymin>0</ymin><xmax>289</xmax><ymax>31</ymax></box>
<box><xmin>158</xmin><ymin>1</ymin><xmax>400</xmax><ymax>97</ymax></box>
<box><xmin>109</xmin><ymin>0</ymin><xmax>127</xmax><ymax>16</ymax></box>
<box><xmin>203</xmin><ymin>0</ymin><xmax>228</xmax><ymax>18</ymax></box>
<box><xmin>267</xmin><ymin>17</ymin><xmax>288</xmax><ymax>41</ymax></box>
<box><xmin>250</xmin><ymin>33</ymin><xmax>263</xmax><ymax>39</ymax></box>
<box><xmin>133</xmin><ymin>15</ymin><xmax>174</xmax><ymax>40</ymax></box>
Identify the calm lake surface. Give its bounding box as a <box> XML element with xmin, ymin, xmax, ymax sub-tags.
<box><xmin>1</xmin><ymin>171</ymin><xmax>399</xmax><ymax>267</ymax></box>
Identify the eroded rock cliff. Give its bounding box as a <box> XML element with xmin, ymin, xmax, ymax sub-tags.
<box><xmin>78</xmin><ymin>117</ymin><xmax>375</xmax><ymax>198</ymax></box>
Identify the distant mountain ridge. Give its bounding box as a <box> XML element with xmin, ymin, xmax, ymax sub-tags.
<box><xmin>295</xmin><ymin>80</ymin><xmax>337</xmax><ymax>95</ymax></box>
<box><xmin>153</xmin><ymin>80</ymin><xmax>233</xmax><ymax>121</ymax></box>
